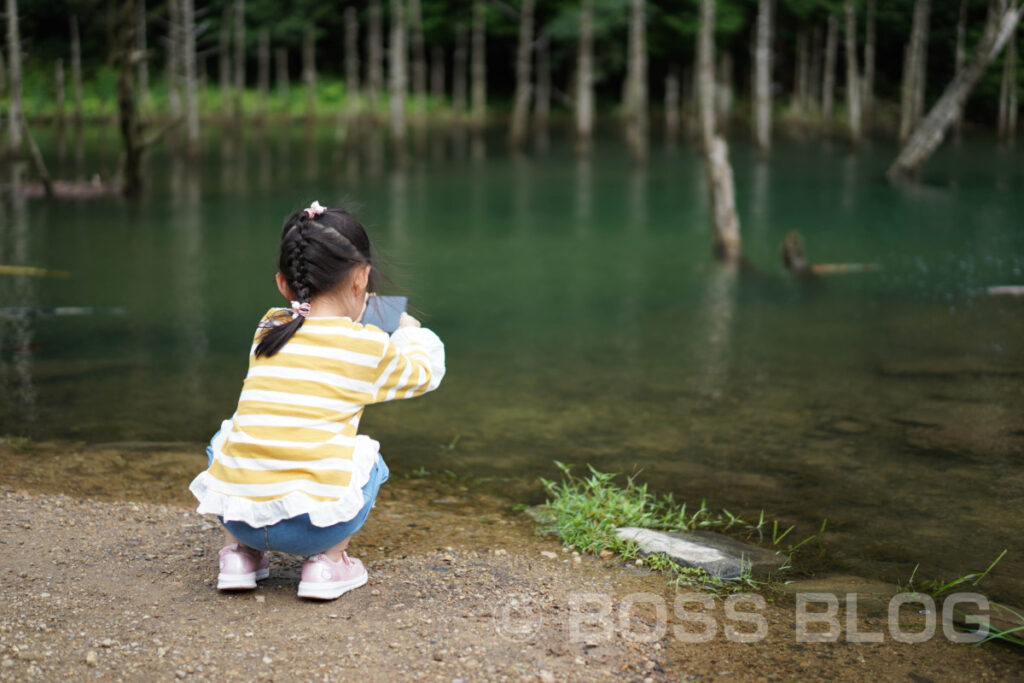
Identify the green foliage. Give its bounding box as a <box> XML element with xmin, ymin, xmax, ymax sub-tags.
<box><xmin>539</xmin><ymin>461</ymin><xmax>824</xmax><ymax>596</ymax></box>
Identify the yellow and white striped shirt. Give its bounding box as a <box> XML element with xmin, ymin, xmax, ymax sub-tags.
<box><xmin>189</xmin><ymin>308</ymin><xmax>445</xmax><ymax>528</ymax></box>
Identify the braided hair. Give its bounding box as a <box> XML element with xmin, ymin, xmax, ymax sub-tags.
<box><xmin>255</xmin><ymin>205</ymin><xmax>377</xmax><ymax>358</ymax></box>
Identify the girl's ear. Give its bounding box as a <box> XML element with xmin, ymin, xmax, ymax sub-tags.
<box><xmin>275</xmin><ymin>272</ymin><xmax>294</xmax><ymax>300</ymax></box>
<box><xmin>352</xmin><ymin>264</ymin><xmax>371</xmax><ymax>295</ymax></box>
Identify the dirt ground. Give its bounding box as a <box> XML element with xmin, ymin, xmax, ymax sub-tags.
<box><xmin>1</xmin><ymin>442</ymin><xmax>1023</xmax><ymax>682</ymax></box>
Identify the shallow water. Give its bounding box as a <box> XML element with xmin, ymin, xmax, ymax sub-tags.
<box><xmin>1</xmin><ymin>124</ymin><xmax>1022</xmax><ymax>603</ymax></box>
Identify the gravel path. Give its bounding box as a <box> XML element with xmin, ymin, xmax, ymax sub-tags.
<box><xmin>1</xmin><ymin>443</ymin><xmax>1023</xmax><ymax>681</ymax></box>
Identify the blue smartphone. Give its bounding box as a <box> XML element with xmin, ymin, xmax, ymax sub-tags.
<box><xmin>361</xmin><ymin>295</ymin><xmax>408</xmax><ymax>333</ymax></box>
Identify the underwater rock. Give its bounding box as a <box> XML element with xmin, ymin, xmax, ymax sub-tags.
<box><xmin>614</xmin><ymin>527</ymin><xmax>785</xmax><ymax>578</ymax></box>
<box><xmin>779</xmin><ymin>574</ymin><xmax>898</xmax><ymax>612</ymax></box>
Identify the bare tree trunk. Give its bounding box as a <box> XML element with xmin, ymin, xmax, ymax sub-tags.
<box><xmin>753</xmin><ymin>0</ymin><xmax>772</xmax><ymax>159</ymax></box>
<box><xmin>55</xmin><ymin>59</ymin><xmax>66</xmax><ymax>135</ymax></box>
<box><xmin>576</xmin><ymin>0</ymin><xmax>595</xmax><ymax>155</ymax></box>
<box><xmin>138</xmin><ymin>0</ymin><xmax>149</xmax><ymax>106</ymax></box>
<box><xmin>665</xmin><ymin>70</ymin><xmax>679</xmax><ymax>146</ymax></box>
<box><xmin>900</xmin><ymin>0</ymin><xmax>931</xmax><ymax>143</ymax></box>
<box><xmin>257</xmin><ymin>29</ymin><xmax>269</xmax><ymax>120</ymax></box>
<box><xmin>430</xmin><ymin>46</ymin><xmax>445</xmax><ymax>110</ymax></box>
<box><xmin>219</xmin><ymin>6</ymin><xmax>231</xmax><ymax>119</ymax></box>
<box><xmin>999</xmin><ymin>30</ymin><xmax>1018</xmax><ymax>141</ymax></box>
<box><xmin>624</xmin><ymin>0</ymin><xmax>648</xmax><ymax>164</ymax></box>
<box><xmin>471</xmin><ymin>0</ymin><xmax>487</xmax><ymax>129</ymax></box>
<box><xmin>792</xmin><ymin>29</ymin><xmax>808</xmax><ymax>111</ymax></box>
<box><xmin>389</xmin><ymin>0</ymin><xmax>407</xmax><ymax>165</ymax></box>
<box><xmin>822</xmin><ymin>14</ymin><xmax>838</xmax><ymax>124</ymax></box>
<box><xmin>862</xmin><ymin>0</ymin><xmax>876</xmax><ymax>120</ymax></box>
<box><xmin>368</xmin><ymin>0</ymin><xmax>383</xmax><ymax>110</ymax></box>
<box><xmin>275</xmin><ymin>48</ymin><xmax>289</xmax><ymax>101</ymax></box>
<box><xmin>116</xmin><ymin>0</ymin><xmax>143</xmax><ymax>197</ymax></box>
<box><xmin>953</xmin><ymin>0</ymin><xmax>968</xmax><ymax>141</ymax></box>
<box><xmin>509</xmin><ymin>0</ymin><xmax>535</xmax><ymax>150</ymax></box>
<box><xmin>453</xmin><ymin>25</ymin><xmax>468</xmax><ymax>122</ymax></box>
<box><xmin>533</xmin><ymin>35</ymin><xmax>550</xmax><ymax>151</ymax></box>
<box><xmin>888</xmin><ymin>0</ymin><xmax>1023</xmax><ymax>181</ymax></box>
<box><xmin>698</xmin><ymin>0</ymin><xmax>741</xmax><ymax>262</ymax></box>
<box><xmin>233</xmin><ymin>0</ymin><xmax>245</xmax><ymax>122</ymax></box>
<box><xmin>168</xmin><ymin>0</ymin><xmax>183</xmax><ymax>124</ymax></box>
<box><xmin>5</xmin><ymin>0</ymin><xmax>22</xmax><ymax>156</ymax></box>
<box><xmin>182</xmin><ymin>0</ymin><xmax>199</xmax><ymax>154</ymax></box>
<box><xmin>303</xmin><ymin>22</ymin><xmax>316</xmax><ymax>125</ymax></box>
<box><xmin>345</xmin><ymin>8</ymin><xmax>360</xmax><ymax>115</ymax></box>
<box><xmin>409</xmin><ymin>0</ymin><xmax>427</xmax><ymax>140</ymax></box>
<box><xmin>844</xmin><ymin>0</ymin><xmax>862</xmax><ymax>146</ymax></box>
<box><xmin>809</xmin><ymin>23</ymin><xmax>822</xmax><ymax>109</ymax></box>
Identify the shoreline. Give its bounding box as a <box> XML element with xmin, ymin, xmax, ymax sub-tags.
<box><xmin>1</xmin><ymin>441</ymin><xmax>1023</xmax><ymax>680</ymax></box>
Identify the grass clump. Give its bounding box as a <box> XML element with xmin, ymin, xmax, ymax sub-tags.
<box><xmin>539</xmin><ymin>461</ymin><xmax>825</xmax><ymax>596</ymax></box>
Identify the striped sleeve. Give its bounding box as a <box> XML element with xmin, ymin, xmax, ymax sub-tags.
<box><xmin>372</xmin><ymin>326</ymin><xmax>446</xmax><ymax>403</ymax></box>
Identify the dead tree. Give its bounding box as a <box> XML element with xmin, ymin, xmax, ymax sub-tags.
<box><xmin>409</xmin><ymin>0</ymin><xmax>427</xmax><ymax>144</ymax></box>
<box><xmin>753</xmin><ymin>0</ymin><xmax>772</xmax><ymax>159</ymax></box>
<box><xmin>844</xmin><ymin>0</ymin><xmax>862</xmax><ymax>146</ymax></box>
<box><xmin>509</xmin><ymin>0</ymin><xmax>535</xmax><ymax>151</ymax></box>
<box><xmin>822</xmin><ymin>14</ymin><xmax>838</xmax><ymax>124</ymax></box>
<box><xmin>698</xmin><ymin>0</ymin><xmax>741</xmax><ymax>263</ymax></box>
<box><xmin>6</xmin><ymin>0</ymin><xmax>23</xmax><ymax>156</ymax></box>
<box><xmin>576</xmin><ymin>0</ymin><xmax>595</xmax><ymax>155</ymax></box>
<box><xmin>624</xmin><ymin>0</ymin><xmax>648</xmax><ymax>165</ymax></box>
<box><xmin>888</xmin><ymin>0</ymin><xmax>1024</xmax><ymax>181</ymax></box>
<box><xmin>116</xmin><ymin>0</ymin><xmax>144</xmax><ymax>197</ymax></box>
<box><xmin>899</xmin><ymin>0</ymin><xmax>931</xmax><ymax>143</ymax></box>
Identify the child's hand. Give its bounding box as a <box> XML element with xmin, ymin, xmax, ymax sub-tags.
<box><xmin>398</xmin><ymin>312</ymin><xmax>421</xmax><ymax>329</ymax></box>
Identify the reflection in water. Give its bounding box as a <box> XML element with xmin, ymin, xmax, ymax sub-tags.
<box><xmin>693</xmin><ymin>263</ymin><xmax>737</xmax><ymax>399</ymax></box>
<box><xmin>628</xmin><ymin>167</ymin><xmax>647</xmax><ymax>233</ymax></box>
<box><xmin>367</xmin><ymin>124</ymin><xmax>385</xmax><ymax>178</ymax></box>
<box><xmin>258</xmin><ymin>129</ymin><xmax>272</xmax><ymax>191</ymax></box>
<box><xmin>573</xmin><ymin>156</ymin><xmax>591</xmax><ymax>237</ymax></box>
<box><xmin>471</xmin><ymin>129</ymin><xmax>486</xmax><ymax>163</ymax></box>
<box><xmin>841</xmin><ymin>152</ymin><xmax>857</xmax><ymax>210</ymax></box>
<box><xmin>170</xmin><ymin>159</ymin><xmax>208</xmax><ymax>412</ymax></box>
<box><xmin>513</xmin><ymin>155</ymin><xmax>531</xmax><ymax>236</ymax></box>
<box><xmin>0</xmin><ymin>164</ymin><xmax>38</xmax><ymax>423</ymax></box>
<box><xmin>388</xmin><ymin>169</ymin><xmax>408</xmax><ymax>246</ymax></box>
<box><xmin>750</xmin><ymin>160</ymin><xmax>769</xmax><ymax>234</ymax></box>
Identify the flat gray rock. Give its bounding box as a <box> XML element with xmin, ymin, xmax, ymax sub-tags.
<box><xmin>615</xmin><ymin>527</ymin><xmax>786</xmax><ymax>578</ymax></box>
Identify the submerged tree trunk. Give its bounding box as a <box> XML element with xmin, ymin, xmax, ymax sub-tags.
<box><xmin>888</xmin><ymin>0</ymin><xmax>1024</xmax><ymax>181</ymax></box>
<box><xmin>900</xmin><ymin>0</ymin><xmax>931</xmax><ymax>143</ymax></box>
<box><xmin>138</xmin><ymin>0</ymin><xmax>149</xmax><ymax>106</ymax></box>
<box><xmin>624</xmin><ymin>0</ymin><xmax>648</xmax><ymax>164</ymax></box>
<box><xmin>453</xmin><ymin>25</ymin><xmax>468</xmax><ymax>122</ymax></box>
<box><xmin>409</xmin><ymin>0</ymin><xmax>427</xmax><ymax>142</ymax></box>
<box><xmin>6</xmin><ymin>0</ymin><xmax>23</xmax><ymax>156</ymax></box>
<box><xmin>182</xmin><ymin>0</ymin><xmax>199</xmax><ymax>154</ymax></box>
<box><xmin>533</xmin><ymin>34</ymin><xmax>550</xmax><ymax>150</ymax></box>
<box><xmin>389</xmin><ymin>0</ymin><xmax>407</xmax><ymax>165</ymax></box>
<box><xmin>844</xmin><ymin>0</ymin><xmax>862</xmax><ymax>146</ymax></box>
<box><xmin>471</xmin><ymin>0</ymin><xmax>487</xmax><ymax>129</ymax></box>
<box><xmin>116</xmin><ymin>0</ymin><xmax>143</xmax><ymax>197</ymax></box>
<box><xmin>345</xmin><ymin>8</ymin><xmax>360</xmax><ymax>115</ymax></box>
<box><xmin>753</xmin><ymin>0</ymin><xmax>772</xmax><ymax>159</ymax></box>
<box><xmin>509</xmin><ymin>0</ymin><xmax>535</xmax><ymax>151</ymax></box>
<box><xmin>233</xmin><ymin>0</ymin><xmax>245</xmax><ymax>122</ymax></box>
<box><xmin>303</xmin><ymin>23</ymin><xmax>316</xmax><ymax>125</ymax></box>
<box><xmin>257</xmin><ymin>29</ymin><xmax>269</xmax><ymax>120</ymax></box>
<box><xmin>576</xmin><ymin>0</ymin><xmax>595</xmax><ymax>155</ymax></box>
<box><xmin>367</xmin><ymin>0</ymin><xmax>383</xmax><ymax>109</ymax></box>
<box><xmin>822</xmin><ymin>14</ymin><xmax>838</xmax><ymax>124</ymax></box>
<box><xmin>665</xmin><ymin>70</ymin><xmax>679</xmax><ymax>146</ymax></box>
<box><xmin>862</xmin><ymin>0</ymin><xmax>876</xmax><ymax>120</ymax></box>
<box><xmin>698</xmin><ymin>0</ymin><xmax>741</xmax><ymax>263</ymax></box>
<box><xmin>954</xmin><ymin>0</ymin><xmax>968</xmax><ymax>141</ymax></box>
<box><xmin>218</xmin><ymin>6</ymin><xmax>231</xmax><ymax>119</ymax></box>
<box><xmin>792</xmin><ymin>29</ymin><xmax>809</xmax><ymax>111</ymax></box>
<box><xmin>275</xmin><ymin>48</ymin><xmax>289</xmax><ymax>101</ymax></box>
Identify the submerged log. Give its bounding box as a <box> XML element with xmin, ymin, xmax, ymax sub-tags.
<box><xmin>781</xmin><ymin>230</ymin><xmax>878</xmax><ymax>276</ymax></box>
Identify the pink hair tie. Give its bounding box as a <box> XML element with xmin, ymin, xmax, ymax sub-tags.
<box><xmin>304</xmin><ymin>200</ymin><xmax>326</xmax><ymax>219</ymax></box>
<box><xmin>291</xmin><ymin>301</ymin><xmax>312</xmax><ymax>318</ymax></box>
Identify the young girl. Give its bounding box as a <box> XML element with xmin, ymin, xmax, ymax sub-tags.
<box><xmin>189</xmin><ymin>201</ymin><xmax>445</xmax><ymax>600</ymax></box>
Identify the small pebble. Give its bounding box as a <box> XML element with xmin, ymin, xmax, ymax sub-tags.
<box><xmin>85</xmin><ymin>651</ymin><xmax>98</xmax><ymax>666</ymax></box>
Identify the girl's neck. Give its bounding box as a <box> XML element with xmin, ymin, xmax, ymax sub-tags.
<box><xmin>303</xmin><ymin>291</ymin><xmax>363</xmax><ymax>320</ymax></box>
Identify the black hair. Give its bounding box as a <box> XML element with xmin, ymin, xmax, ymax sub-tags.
<box><xmin>254</xmin><ymin>205</ymin><xmax>377</xmax><ymax>358</ymax></box>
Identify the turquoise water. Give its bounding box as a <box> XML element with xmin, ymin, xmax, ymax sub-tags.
<box><xmin>2</xmin><ymin>124</ymin><xmax>1023</xmax><ymax>603</ymax></box>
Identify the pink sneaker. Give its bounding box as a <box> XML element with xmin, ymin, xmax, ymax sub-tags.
<box><xmin>217</xmin><ymin>543</ymin><xmax>270</xmax><ymax>590</ymax></box>
<box><xmin>297</xmin><ymin>552</ymin><xmax>368</xmax><ymax>600</ymax></box>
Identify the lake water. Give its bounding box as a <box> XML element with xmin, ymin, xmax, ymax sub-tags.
<box><xmin>2</xmin><ymin>123</ymin><xmax>1022</xmax><ymax>604</ymax></box>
